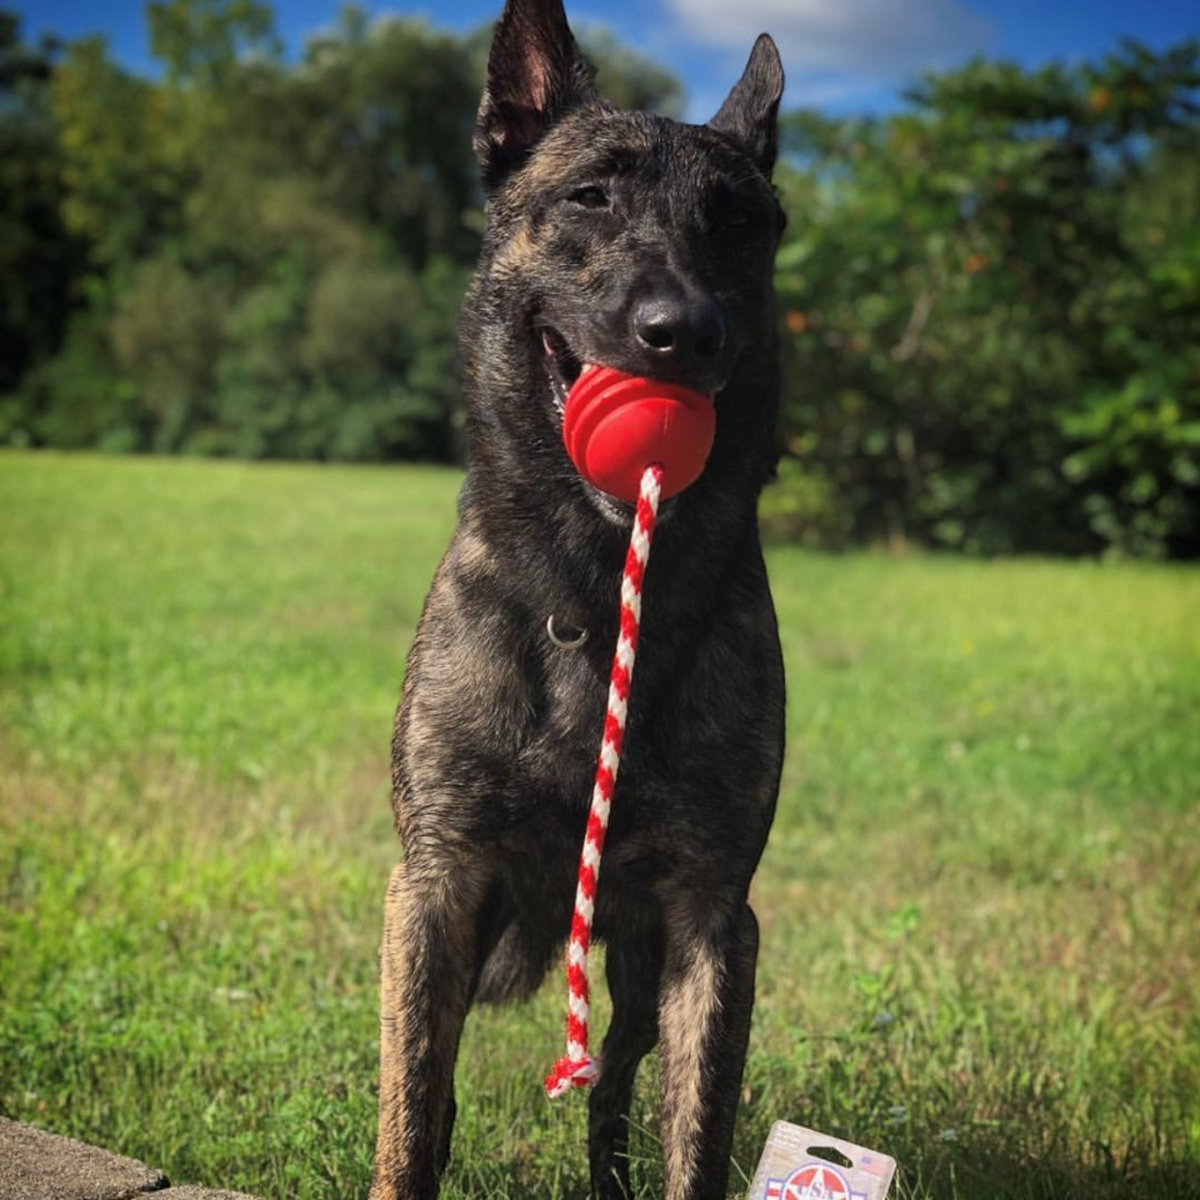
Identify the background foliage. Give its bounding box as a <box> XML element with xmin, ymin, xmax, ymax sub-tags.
<box><xmin>769</xmin><ymin>48</ymin><xmax>1200</xmax><ymax>558</ymax></box>
<box><xmin>0</xmin><ymin>2</ymin><xmax>1197</xmax><ymax>556</ymax></box>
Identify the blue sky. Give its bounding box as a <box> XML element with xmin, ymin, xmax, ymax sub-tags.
<box><xmin>16</xmin><ymin>0</ymin><xmax>1200</xmax><ymax>121</ymax></box>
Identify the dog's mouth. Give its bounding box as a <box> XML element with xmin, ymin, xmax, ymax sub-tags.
<box><xmin>539</xmin><ymin>327</ymin><xmax>628</xmax><ymax>520</ymax></box>
<box><xmin>538</xmin><ymin>322</ymin><xmax>726</xmax><ymax>412</ymax></box>
<box><xmin>539</xmin><ymin>322</ymin><xmax>719</xmax><ymax>524</ymax></box>
<box><xmin>540</xmin><ymin>326</ymin><xmax>592</xmax><ymax>413</ymax></box>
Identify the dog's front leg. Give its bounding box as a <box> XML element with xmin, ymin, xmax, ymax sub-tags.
<box><xmin>588</xmin><ymin>927</ymin><xmax>664</xmax><ymax>1199</ymax></box>
<box><xmin>370</xmin><ymin>858</ymin><xmax>482</xmax><ymax>1200</ymax></box>
<box><xmin>657</xmin><ymin>900</ymin><xmax>759</xmax><ymax>1200</ymax></box>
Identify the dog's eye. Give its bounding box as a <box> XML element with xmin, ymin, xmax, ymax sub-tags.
<box><xmin>568</xmin><ymin>186</ymin><xmax>610</xmax><ymax>210</ymax></box>
<box><xmin>719</xmin><ymin>206</ymin><xmax>753</xmax><ymax>231</ymax></box>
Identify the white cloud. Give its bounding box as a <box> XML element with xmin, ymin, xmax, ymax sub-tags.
<box><xmin>667</xmin><ymin>0</ymin><xmax>993</xmax><ymax>80</ymax></box>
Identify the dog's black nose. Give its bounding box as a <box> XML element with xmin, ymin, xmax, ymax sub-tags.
<box><xmin>633</xmin><ymin>295</ymin><xmax>727</xmax><ymax>362</ymax></box>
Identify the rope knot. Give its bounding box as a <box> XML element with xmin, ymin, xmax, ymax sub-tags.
<box><xmin>544</xmin><ymin>1054</ymin><xmax>601</xmax><ymax>1098</ymax></box>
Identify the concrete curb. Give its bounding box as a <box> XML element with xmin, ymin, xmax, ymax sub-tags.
<box><xmin>0</xmin><ymin>1117</ymin><xmax>262</xmax><ymax>1200</ymax></box>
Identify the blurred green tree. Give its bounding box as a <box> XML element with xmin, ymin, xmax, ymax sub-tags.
<box><xmin>148</xmin><ymin>0</ymin><xmax>279</xmax><ymax>86</ymax></box>
<box><xmin>17</xmin><ymin>3</ymin><xmax>489</xmax><ymax>459</ymax></box>
<box><xmin>768</xmin><ymin>40</ymin><xmax>1200</xmax><ymax>556</ymax></box>
<box><xmin>50</xmin><ymin>38</ymin><xmax>176</xmax><ymax>272</ymax></box>
<box><xmin>172</xmin><ymin>9</ymin><xmax>481</xmax><ymax>458</ymax></box>
<box><xmin>0</xmin><ymin>13</ymin><xmax>80</xmax><ymax>418</ymax></box>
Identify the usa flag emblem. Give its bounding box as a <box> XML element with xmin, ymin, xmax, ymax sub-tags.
<box><xmin>764</xmin><ymin>1161</ymin><xmax>869</xmax><ymax>1200</ymax></box>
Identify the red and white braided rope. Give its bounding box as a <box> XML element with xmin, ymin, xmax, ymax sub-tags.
<box><xmin>544</xmin><ymin>462</ymin><xmax>664</xmax><ymax>1099</ymax></box>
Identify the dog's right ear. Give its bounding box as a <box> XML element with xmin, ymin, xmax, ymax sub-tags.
<box><xmin>474</xmin><ymin>0</ymin><xmax>598</xmax><ymax>192</ymax></box>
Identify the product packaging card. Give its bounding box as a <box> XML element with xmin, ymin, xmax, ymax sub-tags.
<box><xmin>746</xmin><ymin>1121</ymin><xmax>896</xmax><ymax>1200</ymax></box>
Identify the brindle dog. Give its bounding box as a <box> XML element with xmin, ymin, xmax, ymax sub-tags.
<box><xmin>371</xmin><ymin>1</ymin><xmax>786</xmax><ymax>1197</ymax></box>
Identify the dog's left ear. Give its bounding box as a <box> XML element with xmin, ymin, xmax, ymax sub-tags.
<box><xmin>475</xmin><ymin>0</ymin><xmax>598</xmax><ymax>192</ymax></box>
<box><xmin>708</xmin><ymin>34</ymin><xmax>785</xmax><ymax>179</ymax></box>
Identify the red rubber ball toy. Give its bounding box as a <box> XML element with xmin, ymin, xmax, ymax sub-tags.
<box><xmin>562</xmin><ymin>368</ymin><xmax>716</xmax><ymax>504</ymax></box>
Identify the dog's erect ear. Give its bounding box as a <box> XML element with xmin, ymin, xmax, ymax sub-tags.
<box><xmin>708</xmin><ymin>34</ymin><xmax>785</xmax><ymax>178</ymax></box>
<box><xmin>474</xmin><ymin>0</ymin><xmax>598</xmax><ymax>191</ymax></box>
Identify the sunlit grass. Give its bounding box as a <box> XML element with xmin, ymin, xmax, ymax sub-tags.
<box><xmin>1</xmin><ymin>452</ymin><xmax>1197</xmax><ymax>1199</ymax></box>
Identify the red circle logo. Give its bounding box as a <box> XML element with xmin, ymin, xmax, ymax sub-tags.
<box><xmin>775</xmin><ymin>1162</ymin><xmax>857</xmax><ymax>1199</ymax></box>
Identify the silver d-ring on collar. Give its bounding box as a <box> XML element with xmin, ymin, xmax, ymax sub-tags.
<box><xmin>547</xmin><ymin>614</ymin><xmax>589</xmax><ymax>651</ymax></box>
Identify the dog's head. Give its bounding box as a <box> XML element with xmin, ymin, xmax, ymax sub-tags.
<box><xmin>463</xmin><ymin>0</ymin><xmax>785</xmax><ymax>520</ymax></box>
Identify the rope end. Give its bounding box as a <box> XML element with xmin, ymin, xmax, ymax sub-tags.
<box><xmin>544</xmin><ymin>1055</ymin><xmax>600</xmax><ymax>1099</ymax></box>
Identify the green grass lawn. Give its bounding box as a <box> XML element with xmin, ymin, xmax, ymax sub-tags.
<box><xmin>1</xmin><ymin>452</ymin><xmax>1197</xmax><ymax>1199</ymax></box>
